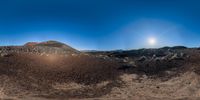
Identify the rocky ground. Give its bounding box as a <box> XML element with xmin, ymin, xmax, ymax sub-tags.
<box><xmin>0</xmin><ymin>41</ymin><xmax>200</xmax><ymax>100</ymax></box>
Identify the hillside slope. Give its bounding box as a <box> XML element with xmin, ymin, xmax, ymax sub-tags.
<box><xmin>1</xmin><ymin>41</ymin><xmax>79</xmax><ymax>56</ymax></box>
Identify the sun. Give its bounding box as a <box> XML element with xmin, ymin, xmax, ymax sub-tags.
<box><xmin>148</xmin><ymin>37</ymin><xmax>156</xmax><ymax>46</ymax></box>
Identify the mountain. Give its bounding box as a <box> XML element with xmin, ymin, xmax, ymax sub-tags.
<box><xmin>24</xmin><ymin>42</ymin><xmax>39</xmax><ymax>46</ymax></box>
<box><xmin>0</xmin><ymin>41</ymin><xmax>79</xmax><ymax>56</ymax></box>
<box><xmin>24</xmin><ymin>40</ymin><xmax>79</xmax><ymax>54</ymax></box>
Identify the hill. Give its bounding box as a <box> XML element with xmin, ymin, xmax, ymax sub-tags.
<box><xmin>25</xmin><ymin>41</ymin><xmax>78</xmax><ymax>52</ymax></box>
<box><xmin>0</xmin><ymin>41</ymin><xmax>79</xmax><ymax>57</ymax></box>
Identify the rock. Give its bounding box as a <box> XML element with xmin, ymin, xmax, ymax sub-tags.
<box><xmin>0</xmin><ymin>53</ymin><xmax>4</xmax><ymax>57</ymax></box>
<box><xmin>128</xmin><ymin>61</ymin><xmax>135</xmax><ymax>66</ymax></box>
<box><xmin>72</xmin><ymin>54</ymin><xmax>77</xmax><ymax>56</ymax></box>
<box><xmin>152</xmin><ymin>54</ymin><xmax>156</xmax><ymax>59</ymax></box>
<box><xmin>132</xmin><ymin>74</ymin><xmax>139</xmax><ymax>79</ymax></box>
<box><xmin>142</xmin><ymin>75</ymin><xmax>148</xmax><ymax>79</ymax></box>
<box><xmin>123</xmin><ymin>59</ymin><xmax>128</xmax><ymax>63</ymax></box>
<box><xmin>170</xmin><ymin>53</ymin><xmax>184</xmax><ymax>60</ymax></box>
<box><xmin>0</xmin><ymin>52</ymin><xmax>10</xmax><ymax>57</ymax></box>
<box><xmin>125</xmin><ymin>57</ymin><xmax>129</xmax><ymax>60</ymax></box>
<box><xmin>180</xmin><ymin>52</ymin><xmax>187</xmax><ymax>57</ymax></box>
<box><xmin>117</xmin><ymin>65</ymin><xmax>132</xmax><ymax>70</ymax></box>
<box><xmin>138</xmin><ymin>56</ymin><xmax>147</xmax><ymax>62</ymax></box>
<box><xmin>154</xmin><ymin>57</ymin><xmax>161</xmax><ymax>62</ymax></box>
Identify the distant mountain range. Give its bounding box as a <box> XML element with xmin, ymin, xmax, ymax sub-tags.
<box><xmin>0</xmin><ymin>40</ymin><xmax>197</xmax><ymax>57</ymax></box>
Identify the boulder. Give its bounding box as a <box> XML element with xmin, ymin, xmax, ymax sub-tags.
<box><xmin>170</xmin><ymin>53</ymin><xmax>184</xmax><ymax>60</ymax></box>
<box><xmin>137</xmin><ymin>56</ymin><xmax>147</xmax><ymax>62</ymax></box>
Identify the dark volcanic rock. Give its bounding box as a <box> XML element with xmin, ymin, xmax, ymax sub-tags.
<box><xmin>135</xmin><ymin>52</ymin><xmax>186</xmax><ymax>75</ymax></box>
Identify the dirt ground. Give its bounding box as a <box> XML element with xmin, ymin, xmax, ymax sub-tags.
<box><xmin>0</xmin><ymin>48</ymin><xmax>200</xmax><ymax>100</ymax></box>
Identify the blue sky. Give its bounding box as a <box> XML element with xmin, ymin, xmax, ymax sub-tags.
<box><xmin>0</xmin><ymin>0</ymin><xmax>200</xmax><ymax>50</ymax></box>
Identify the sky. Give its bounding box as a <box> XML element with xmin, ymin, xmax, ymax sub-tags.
<box><xmin>0</xmin><ymin>0</ymin><xmax>200</xmax><ymax>50</ymax></box>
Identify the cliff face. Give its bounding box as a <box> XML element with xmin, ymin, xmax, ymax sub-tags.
<box><xmin>0</xmin><ymin>41</ymin><xmax>79</xmax><ymax>56</ymax></box>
